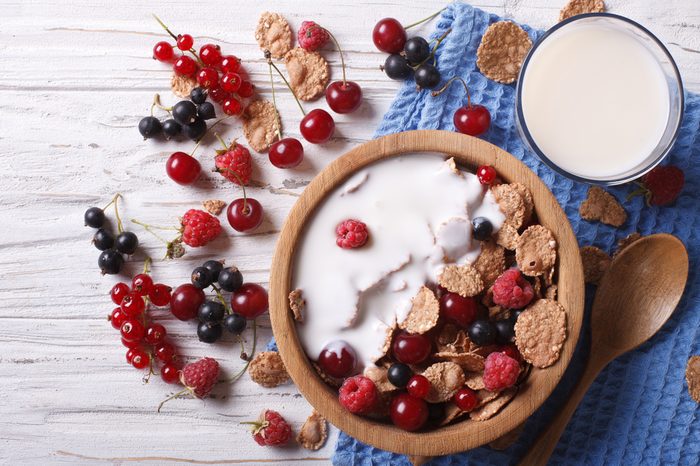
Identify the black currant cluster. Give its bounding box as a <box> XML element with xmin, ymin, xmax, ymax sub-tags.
<box><xmin>382</xmin><ymin>36</ymin><xmax>443</xmax><ymax>90</ymax></box>
<box><xmin>84</xmin><ymin>204</ymin><xmax>139</xmax><ymax>275</ymax></box>
<box><xmin>191</xmin><ymin>260</ymin><xmax>247</xmax><ymax>344</ymax></box>
<box><xmin>138</xmin><ymin>87</ymin><xmax>216</xmax><ymax>142</ymax></box>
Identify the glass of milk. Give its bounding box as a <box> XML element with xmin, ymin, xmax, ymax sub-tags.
<box><xmin>516</xmin><ymin>13</ymin><xmax>683</xmax><ymax>185</ymax></box>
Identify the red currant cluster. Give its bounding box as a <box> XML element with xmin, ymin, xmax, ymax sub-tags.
<box><xmin>85</xmin><ymin>194</ymin><xmax>140</xmax><ymax>275</ymax></box>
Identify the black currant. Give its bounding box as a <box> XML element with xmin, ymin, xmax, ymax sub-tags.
<box><xmin>197</xmin><ymin>102</ymin><xmax>216</xmax><ymax>120</ymax></box>
<box><xmin>404</xmin><ymin>37</ymin><xmax>431</xmax><ymax>64</ymax></box>
<box><xmin>383</xmin><ymin>54</ymin><xmax>414</xmax><ymax>80</ymax></box>
<box><xmin>415</xmin><ymin>63</ymin><xmax>441</xmax><ymax>89</ymax></box>
<box><xmin>218</xmin><ymin>267</ymin><xmax>243</xmax><ymax>292</ymax></box>
<box><xmin>197</xmin><ymin>321</ymin><xmax>223</xmax><ymax>343</ymax></box>
<box><xmin>172</xmin><ymin>100</ymin><xmax>198</xmax><ymax>125</ymax></box>
<box><xmin>183</xmin><ymin>117</ymin><xmax>207</xmax><ymax>141</ymax></box>
<box><xmin>191</xmin><ymin>266</ymin><xmax>214</xmax><ymax>289</ymax></box>
<box><xmin>468</xmin><ymin>319</ymin><xmax>497</xmax><ymax>346</ymax></box>
<box><xmin>115</xmin><ymin>231</ymin><xmax>139</xmax><ymax>255</ymax></box>
<box><xmin>138</xmin><ymin>116</ymin><xmax>162</xmax><ymax>139</ymax></box>
<box><xmin>162</xmin><ymin>119</ymin><xmax>182</xmax><ymax>140</ymax></box>
<box><xmin>93</xmin><ymin>228</ymin><xmax>114</xmax><ymax>251</ymax></box>
<box><xmin>427</xmin><ymin>402</ymin><xmax>446</xmax><ymax>424</ymax></box>
<box><xmin>197</xmin><ymin>300</ymin><xmax>225</xmax><ymax>323</ymax></box>
<box><xmin>202</xmin><ymin>260</ymin><xmax>224</xmax><ymax>282</ymax></box>
<box><xmin>84</xmin><ymin>207</ymin><xmax>105</xmax><ymax>228</ymax></box>
<box><xmin>472</xmin><ymin>217</ymin><xmax>493</xmax><ymax>241</ymax></box>
<box><xmin>98</xmin><ymin>249</ymin><xmax>124</xmax><ymax>275</ymax></box>
<box><xmin>223</xmin><ymin>313</ymin><xmax>247</xmax><ymax>334</ymax></box>
<box><xmin>512</xmin><ymin>309</ymin><xmax>525</xmax><ymax>320</ymax></box>
<box><xmin>494</xmin><ymin>318</ymin><xmax>516</xmax><ymax>344</ymax></box>
<box><xmin>190</xmin><ymin>87</ymin><xmax>207</xmax><ymax>104</ymax></box>
<box><xmin>387</xmin><ymin>363</ymin><xmax>412</xmax><ymax>388</ymax></box>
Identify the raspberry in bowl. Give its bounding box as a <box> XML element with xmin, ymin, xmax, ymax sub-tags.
<box><xmin>270</xmin><ymin>130</ymin><xmax>584</xmax><ymax>457</ymax></box>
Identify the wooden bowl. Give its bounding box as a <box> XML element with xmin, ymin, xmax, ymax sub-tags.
<box><xmin>270</xmin><ymin>130</ymin><xmax>584</xmax><ymax>456</ymax></box>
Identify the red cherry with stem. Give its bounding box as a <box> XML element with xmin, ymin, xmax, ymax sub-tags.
<box><xmin>131</xmin><ymin>273</ymin><xmax>154</xmax><ymax>296</ymax></box>
<box><xmin>231</xmin><ymin>283</ymin><xmax>268</xmax><ymax>318</ymax></box>
<box><xmin>145</xmin><ymin>323</ymin><xmax>167</xmax><ymax>345</ymax></box>
<box><xmin>170</xmin><ymin>284</ymin><xmax>205</xmax><ymax>320</ymax></box>
<box><xmin>406</xmin><ymin>375</ymin><xmax>431</xmax><ymax>399</ymax></box>
<box><xmin>439</xmin><ymin>292</ymin><xmax>477</xmax><ymax>328</ymax></box>
<box><xmin>120</xmin><ymin>292</ymin><xmax>146</xmax><ymax>317</ymax></box>
<box><xmin>161</xmin><ymin>363</ymin><xmax>180</xmax><ymax>383</ymax></box>
<box><xmin>238</xmin><ymin>81</ymin><xmax>255</xmax><ymax>98</ymax></box>
<box><xmin>222</xmin><ymin>98</ymin><xmax>242</xmax><ymax>116</ymax></box>
<box><xmin>109</xmin><ymin>307</ymin><xmax>127</xmax><ymax>330</ymax></box>
<box><xmin>166</xmin><ymin>152</ymin><xmax>201</xmax><ymax>185</ymax></box>
<box><xmin>317</xmin><ymin>341</ymin><xmax>357</xmax><ymax>378</ymax></box>
<box><xmin>453</xmin><ymin>388</ymin><xmax>479</xmax><ymax>412</ymax></box>
<box><xmin>227</xmin><ymin>198</ymin><xmax>263</xmax><ymax>232</ymax></box>
<box><xmin>173</xmin><ymin>55</ymin><xmax>197</xmax><ymax>76</ymax></box>
<box><xmin>155</xmin><ymin>342</ymin><xmax>176</xmax><ymax>363</ymax></box>
<box><xmin>197</xmin><ymin>67</ymin><xmax>219</xmax><ymax>88</ymax></box>
<box><xmin>219</xmin><ymin>55</ymin><xmax>241</xmax><ymax>73</ymax></box>
<box><xmin>325</xmin><ymin>81</ymin><xmax>362</xmax><ymax>114</ymax></box>
<box><xmin>131</xmin><ymin>349</ymin><xmax>150</xmax><ymax>369</ymax></box>
<box><xmin>476</xmin><ymin>165</ymin><xmax>497</xmax><ymax>185</ymax></box>
<box><xmin>372</xmin><ymin>18</ymin><xmax>407</xmax><ymax>53</ymax></box>
<box><xmin>454</xmin><ymin>105</ymin><xmax>491</xmax><ymax>136</ymax></box>
<box><xmin>199</xmin><ymin>43</ymin><xmax>222</xmax><ymax>66</ymax></box>
<box><xmin>120</xmin><ymin>319</ymin><xmax>146</xmax><ymax>342</ymax></box>
<box><xmin>300</xmin><ymin>109</ymin><xmax>335</xmax><ymax>144</ymax></box>
<box><xmin>209</xmin><ymin>86</ymin><xmax>229</xmax><ymax>104</ymax></box>
<box><xmin>390</xmin><ymin>393</ymin><xmax>428</xmax><ymax>431</ymax></box>
<box><xmin>148</xmin><ymin>284</ymin><xmax>172</xmax><ymax>307</ymax></box>
<box><xmin>220</xmin><ymin>72</ymin><xmax>242</xmax><ymax>93</ymax></box>
<box><xmin>110</xmin><ymin>282</ymin><xmax>130</xmax><ymax>305</ymax></box>
<box><xmin>269</xmin><ymin>138</ymin><xmax>304</xmax><ymax>168</ymax></box>
<box><xmin>176</xmin><ymin>33</ymin><xmax>194</xmax><ymax>51</ymax></box>
<box><xmin>392</xmin><ymin>332</ymin><xmax>431</xmax><ymax>364</ymax></box>
<box><xmin>153</xmin><ymin>41</ymin><xmax>174</xmax><ymax>62</ymax></box>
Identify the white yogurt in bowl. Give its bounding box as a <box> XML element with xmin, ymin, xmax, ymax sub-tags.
<box><xmin>292</xmin><ymin>154</ymin><xmax>505</xmax><ymax>370</ymax></box>
<box><xmin>516</xmin><ymin>14</ymin><xmax>683</xmax><ymax>185</ymax></box>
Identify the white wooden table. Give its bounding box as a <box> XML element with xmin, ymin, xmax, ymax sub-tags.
<box><xmin>1</xmin><ymin>1</ymin><xmax>698</xmax><ymax>464</ymax></box>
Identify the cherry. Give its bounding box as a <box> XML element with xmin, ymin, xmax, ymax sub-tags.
<box><xmin>145</xmin><ymin>323</ymin><xmax>167</xmax><ymax>345</ymax></box>
<box><xmin>390</xmin><ymin>393</ymin><xmax>428</xmax><ymax>431</ymax></box>
<box><xmin>227</xmin><ymin>198</ymin><xmax>263</xmax><ymax>232</ymax></box>
<box><xmin>231</xmin><ymin>283</ymin><xmax>268</xmax><ymax>319</ymax></box>
<box><xmin>317</xmin><ymin>341</ymin><xmax>357</xmax><ymax>378</ymax></box>
<box><xmin>325</xmin><ymin>81</ymin><xmax>362</xmax><ymax>114</ymax></box>
<box><xmin>109</xmin><ymin>307</ymin><xmax>127</xmax><ymax>330</ymax></box>
<box><xmin>300</xmin><ymin>109</ymin><xmax>335</xmax><ymax>144</ymax></box>
<box><xmin>197</xmin><ymin>67</ymin><xmax>219</xmax><ymax>88</ymax></box>
<box><xmin>176</xmin><ymin>33</ymin><xmax>194</xmax><ymax>51</ymax></box>
<box><xmin>439</xmin><ymin>293</ymin><xmax>477</xmax><ymax>328</ymax></box>
<box><xmin>166</xmin><ymin>152</ymin><xmax>201</xmax><ymax>185</ymax></box>
<box><xmin>120</xmin><ymin>292</ymin><xmax>146</xmax><ymax>317</ymax></box>
<box><xmin>153</xmin><ymin>41</ymin><xmax>174</xmax><ymax>62</ymax></box>
<box><xmin>220</xmin><ymin>72</ymin><xmax>242</xmax><ymax>93</ymax></box>
<box><xmin>453</xmin><ymin>388</ymin><xmax>479</xmax><ymax>412</ymax></box>
<box><xmin>131</xmin><ymin>348</ymin><xmax>150</xmax><ymax>370</ymax></box>
<box><xmin>222</xmin><ymin>98</ymin><xmax>242</xmax><ymax>116</ymax></box>
<box><xmin>238</xmin><ymin>81</ymin><xmax>255</xmax><ymax>98</ymax></box>
<box><xmin>372</xmin><ymin>18</ymin><xmax>407</xmax><ymax>53</ymax></box>
<box><xmin>155</xmin><ymin>342</ymin><xmax>176</xmax><ymax>363</ymax></box>
<box><xmin>476</xmin><ymin>165</ymin><xmax>497</xmax><ymax>185</ymax></box>
<box><xmin>131</xmin><ymin>273</ymin><xmax>154</xmax><ymax>296</ymax></box>
<box><xmin>199</xmin><ymin>44</ymin><xmax>222</xmax><ymax>66</ymax></box>
<box><xmin>219</xmin><ymin>55</ymin><xmax>240</xmax><ymax>73</ymax></box>
<box><xmin>454</xmin><ymin>105</ymin><xmax>491</xmax><ymax>136</ymax></box>
<box><xmin>269</xmin><ymin>138</ymin><xmax>304</xmax><ymax>168</ymax></box>
<box><xmin>148</xmin><ymin>284</ymin><xmax>172</xmax><ymax>307</ymax></box>
<box><xmin>110</xmin><ymin>282</ymin><xmax>130</xmax><ymax>305</ymax></box>
<box><xmin>392</xmin><ymin>332</ymin><xmax>431</xmax><ymax>364</ymax></box>
<box><xmin>173</xmin><ymin>55</ymin><xmax>197</xmax><ymax>76</ymax></box>
<box><xmin>120</xmin><ymin>319</ymin><xmax>146</xmax><ymax>342</ymax></box>
<box><xmin>161</xmin><ymin>363</ymin><xmax>180</xmax><ymax>383</ymax></box>
<box><xmin>170</xmin><ymin>284</ymin><xmax>205</xmax><ymax>321</ymax></box>
<box><xmin>406</xmin><ymin>375</ymin><xmax>431</xmax><ymax>399</ymax></box>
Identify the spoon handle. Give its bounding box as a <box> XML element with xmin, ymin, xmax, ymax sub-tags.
<box><xmin>518</xmin><ymin>354</ymin><xmax>607</xmax><ymax>466</ymax></box>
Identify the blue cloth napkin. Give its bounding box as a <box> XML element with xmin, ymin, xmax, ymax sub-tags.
<box><xmin>327</xmin><ymin>2</ymin><xmax>700</xmax><ymax>465</ymax></box>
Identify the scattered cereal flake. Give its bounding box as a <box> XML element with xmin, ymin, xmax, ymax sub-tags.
<box><xmin>516</xmin><ymin>225</ymin><xmax>557</xmax><ymax>277</ymax></box>
<box><xmin>470</xmin><ymin>344</ymin><xmax>500</xmax><ymax>358</ymax></box>
<box><xmin>492</xmin><ymin>184</ymin><xmax>527</xmax><ymax>229</ymax></box>
<box><xmin>465</xmin><ymin>372</ymin><xmax>486</xmax><ymax>390</ymax></box>
<box><xmin>614</xmin><ymin>232</ymin><xmax>642</xmax><ymax>257</ymax></box>
<box><xmin>202</xmin><ymin>200</ymin><xmax>226</xmax><ymax>216</ymax></box>
<box><xmin>470</xmin><ymin>387</ymin><xmax>518</xmax><ymax>421</ymax></box>
<box><xmin>284</xmin><ymin>47</ymin><xmax>329</xmax><ymax>101</ymax></box>
<box><xmin>579</xmin><ymin>186</ymin><xmax>627</xmax><ymax>227</ymax></box>
<box><xmin>440</xmin><ymin>402</ymin><xmax>466</xmax><ymax>426</ymax></box>
<box><xmin>375</xmin><ymin>317</ymin><xmax>397</xmax><ymax>362</ymax></box>
<box><xmin>559</xmin><ymin>0</ymin><xmax>606</xmax><ymax>22</ymax></box>
<box><xmin>476</xmin><ymin>389</ymin><xmax>500</xmax><ymax>405</ymax></box>
<box><xmin>423</xmin><ymin>362</ymin><xmax>466</xmax><ymax>403</ymax></box>
<box><xmin>477</xmin><ymin>21</ymin><xmax>532</xmax><ymax>84</ymax></box>
<box><xmin>515</xmin><ymin>299</ymin><xmax>567</xmax><ymax>368</ymax></box>
<box><xmin>532</xmin><ymin>276</ymin><xmax>544</xmax><ymax>299</ymax></box>
<box><xmin>364</xmin><ymin>365</ymin><xmax>397</xmax><ymax>393</ymax></box>
<box><xmin>438</xmin><ymin>264</ymin><xmax>484</xmax><ymax>298</ymax></box>
<box><xmin>242</xmin><ymin>99</ymin><xmax>279</xmax><ymax>153</ymax></box>
<box><xmin>248</xmin><ymin>351</ymin><xmax>290</xmax><ymax>388</ymax></box>
<box><xmin>545</xmin><ymin>284</ymin><xmax>558</xmax><ymax>300</ymax></box>
<box><xmin>475</xmin><ymin>241</ymin><xmax>506</xmax><ymax>287</ymax></box>
<box><xmin>313</xmin><ymin>362</ymin><xmax>341</xmax><ymax>388</ymax></box>
<box><xmin>580</xmin><ymin>246</ymin><xmax>611</xmax><ymax>285</ymax></box>
<box><xmin>496</xmin><ymin>224</ymin><xmax>520</xmax><ymax>250</ymax></box>
<box><xmin>510</xmin><ymin>182</ymin><xmax>534</xmax><ymax>225</ymax></box>
<box><xmin>170</xmin><ymin>73</ymin><xmax>197</xmax><ymax>98</ymax></box>
<box><xmin>399</xmin><ymin>286</ymin><xmax>440</xmax><ymax>334</ymax></box>
<box><xmin>686</xmin><ymin>355</ymin><xmax>700</xmax><ymax>403</ymax></box>
<box><xmin>296</xmin><ymin>410</ymin><xmax>328</xmax><ymax>451</ymax></box>
<box><xmin>489</xmin><ymin>422</ymin><xmax>526</xmax><ymax>450</ymax></box>
<box><xmin>288</xmin><ymin>289</ymin><xmax>305</xmax><ymax>323</ymax></box>
<box><xmin>255</xmin><ymin>12</ymin><xmax>293</xmax><ymax>58</ymax></box>
<box><xmin>435</xmin><ymin>351</ymin><xmax>485</xmax><ymax>372</ymax></box>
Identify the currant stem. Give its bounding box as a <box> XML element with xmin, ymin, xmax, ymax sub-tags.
<box><xmin>431</xmin><ymin>76</ymin><xmax>471</xmax><ymax>107</ymax></box>
<box><xmin>210</xmin><ymin>284</ymin><xmax>231</xmax><ymax>312</ymax></box>
<box><xmin>267</xmin><ymin>56</ymin><xmax>306</xmax><ymax>116</ymax></box>
<box><xmin>152</xmin><ymin>14</ymin><xmax>203</xmax><ymax>65</ymax></box>
<box><xmin>404</xmin><ymin>7</ymin><xmax>446</xmax><ymax>30</ymax></box>
<box><xmin>323</xmin><ymin>28</ymin><xmax>347</xmax><ymax>85</ymax></box>
<box><xmin>112</xmin><ymin>194</ymin><xmax>124</xmax><ymax>233</ymax></box>
<box><xmin>151</xmin><ymin>94</ymin><xmax>172</xmax><ymax>114</ymax></box>
<box><xmin>224</xmin><ymin>318</ymin><xmax>257</xmax><ymax>383</ymax></box>
<box><xmin>142</xmin><ymin>256</ymin><xmax>152</xmax><ymax>274</ymax></box>
<box><xmin>267</xmin><ymin>61</ymin><xmax>284</xmax><ymax>141</ymax></box>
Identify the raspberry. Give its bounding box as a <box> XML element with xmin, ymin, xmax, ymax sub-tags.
<box><xmin>181</xmin><ymin>357</ymin><xmax>219</xmax><ymax>398</ymax></box>
<box><xmin>338</xmin><ymin>375</ymin><xmax>379</xmax><ymax>414</ymax></box>
<box><xmin>214</xmin><ymin>143</ymin><xmax>252</xmax><ymax>186</ymax></box>
<box><xmin>336</xmin><ymin>219</ymin><xmax>369</xmax><ymax>249</ymax></box>
<box><xmin>492</xmin><ymin>268</ymin><xmax>534</xmax><ymax>309</ymax></box>
<box><xmin>180</xmin><ymin>209</ymin><xmax>222</xmax><ymax>247</ymax></box>
<box><xmin>298</xmin><ymin>21</ymin><xmax>329</xmax><ymax>51</ymax></box>
<box><xmin>638</xmin><ymin>165</ymin><xmax>684</xmax><ymax>206</ymax></box>
<box><xmin>483</xmin><ymin>352</ymin><xmax>520</xmax><ymax>391</ymax></box>
<box><xmin>249</xmin><ymin>410</ymin><xmax>292</xmax><ymax>447</ymax></box>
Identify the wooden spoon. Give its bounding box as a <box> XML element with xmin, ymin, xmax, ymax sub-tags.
<box><xmin>519</xmin><ymin>233</ymin><xmax>688</xmax><ymax>466</ymax></box>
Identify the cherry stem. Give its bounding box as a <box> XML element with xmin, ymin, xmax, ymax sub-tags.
<box><xmin>267</xmin><ymin>61</ymin><xmax>284</xmax><ymax>141</ymax></box>
<box><xmin>214</xmin><ymin>132</ymin><xmax>228</xmax><ymax>151</ymax></box>
<box><xmin>157</xmin><ymin>387</ymin><xmax>191</xmax><ymax>413</ymax></box>
<box><xmin>323</xmin><ymin>28</ymin><xmax>347</xmax><ymax>85</ymax></box>
<box><xmin>404</xmin><ymin>8</ymin><xmax>446</xmax><ymax>30</ymax></box>
<box><xmin>267</xmin><ymin>56</ymin><xmax>306</xmax><ymax>116</ymax></box>
<box><xmin>217</xmin><ymin>167</ymin><xmax>249</xmax><ymax>213</ymax></box>
<box><xmin>189</xmin><ymin>115</ymin><xmax>232</xmax><ymax>157</ymax></box>
<box><xmin>431</xmin><ymin>76</ymin><xmax>471</xmax><ymax>107</ymax></box>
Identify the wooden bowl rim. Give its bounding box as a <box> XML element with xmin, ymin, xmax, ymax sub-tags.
<box><xmin>269</xmin><ymin>130</ymin><xmax>584</xmax><ymax>456</ymax></box>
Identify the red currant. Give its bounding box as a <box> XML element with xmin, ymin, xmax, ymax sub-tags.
<box><xmin>109</xmin><ymin>307</ymin><xmax>127</xmax><ymax>330</ymax></box>
<box><xmin>131</xmin><ymin>273</ymin><xmax>153</xmax><ymax>296</ymax></box>
<box><xmin>173</xmin><ymin>55</ymin><xmax>197</xmax><ymax>76</ymax></box>
<box><xmin>155</xmin><ymin>342</ymin><xmax>176</xmax><ymax>363</ymax></box>
<box><xmin>372</xmin><ymin>18</ymin><xmax>407</xmax><ymax>53</ymax></box>
<box><xmin>300</xmin><ymin>109</ymin><xmax>335</xmax><ymax>144</ymax></box>
<box><xmin>219</xmin><ymin>55</ymin><xmax>240</xmax><ymax>73</ymax></box>
<box><xmin>392</xmin><ymin>332</ymin><xmax>431</xmax><ymax>364</ymax></box>
<box><xmin>269</xmin><ymin>138</ymin><xmax>304</xmax><ymax>168</ymax></box>
<box><xmin>197</xmin><ymin>67</ymin><xmax>219</xmax><ymax>88</ymax></box>
<box><xmin>476</xmin><ymin>165</ymin><xmax>497</xmax><ymax>185</ymax></box>
<box><xmin>231</xmin><ymin>283</ymin><xmax>268</xmax><ymax>319</ymax></box>
<box><xmin>238</xmin><ymin>81</ymin><xmax>255</xmax><ymax>98</ymax></box>
<box><xmin>317</xmin><ymin>341</ymin><xmax>357</xmax><ymax>378</ymax></box>
<box><xmin>131</xmin><ymin>348</ymin><xmax>150</xmax><ymax>369</ymax></box>
<box><xmin>110</xmin><ymin>282</ymin><xmax>130</xmax><ymax>305</ymax></box>
<box><xmin>199</xmin><ymin>43</ymin><xmax>222</xmax><ymax>66</ymax></box>
<box><xmin>406</xmin><ymin>375</ymin><xmax>431</xmax><ymax>399</ymax></box>
<box><xmin>120</xmin><ymin>319</ymin><xmax>145</xmax><ymax>342</ymax></box>
<box><xmin>220</xmin><ymin>72</ymin><xmax>242</xmax><ymax>93</ymax></box>
<box><xmin>145</xmin><ymin>323</ymin><xmax>167</xmax><ymax>345</ymax></box>
<box><xmin>120</xmin><ymin>292</ymin><xmax>146</xmax><ymax>317</ymax></box>
<box><xmin>227</xmin><ymin>198</ymin><xmax>263</xmax><ymax>232</ymax></box>
<box><xmin>209</xmin><ymin>86</ymin><xmax>229</xmax><ymax>104</ymax></box>
<box><xmin>499</xmin><ymin>344</ymin><xmax>523</xmax><ymax>363</ymax></box>
<box><xmin>121</xmin><ymin>337</ymin><xmax>141</xmax><ymax>348</ymax></box>
<box><xmin>222</xmin><ymin>98</ymin><xmax>242</xmax><ymax>116</ymax></box>
<box><xmin>166</xmin><ymin>151</ymin><xmax>201</xmax><ymax>185</ymax></box>
<box><xmin>148</xmin><ymin>283</ymin><xmax>172</xmax><ymax>307</ymax></box>
<box><xmin>176</xmin><ymin>33</ymin><xmax>194</xmax><ymax>51</ymax></box>
<box><xmin>454</xmin><ymin>105</ymin><xmax>491</xmax><ymax>136</ymax></box>
<box><xmin>161</xmin><ymin>363</ymin><xmax>180</xmax><ymax>383</ymax></box>
<box><xmin>170</xmin><ymin>284</ymin><xmax>205</xmax><ymax>321</ymax></box>
<box><xmin>153</xmin><ymin>41</ymin><xmax>174</xmax><ymax>62</ymax></box>
<box><xmin>390</xmin><ymin>393</ymin><xmax>428</xmax><ymax>431</ymax></box>
<box><xmin>439</xmin><ymin>293</ymin><xmax>477</xmax><ymax>328</ymax></box>
<box><xmin>453</xmin><ymin>388</ymin><xmax>479</xmax><ymax>412</ymax></box>
<box><xmin>325</xmin><ymin>81</ymin><xmax>362</xmax><ymax>114</ymax></box>
<box><xmin>126</xmin><ymin>347</ymin><xmax>138</xmax><ymax>364</ymax></box>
